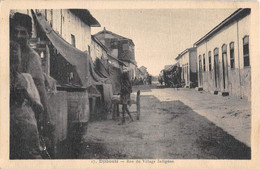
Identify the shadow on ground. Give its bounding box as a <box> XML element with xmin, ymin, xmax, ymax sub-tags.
<box><xmin>132</xmin><ymin>84</ymin><xmax>158</xmax><ymax>92</ymax></box>
<box><xmin>78</xmin><ymin>94</ymin><xmax>250</xmax><ymax>159</ymax></box>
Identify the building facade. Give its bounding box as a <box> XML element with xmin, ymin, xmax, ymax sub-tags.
<box><xmin>176</xmin><ymin>47</ymin><xmax>197</xmax><ymax>88</ymax></box>
<box><xmin>94</xmin><ymin>28</ymin><xmax>137</xmax><ymax>79</ymax></box>
<box><xmin>136</xmin><ymin>66</ymin><xmax>148</xmax><ymax>79</ymax></box>
<box><xmin>10</xmin><ymin>9</ymin><xmax>100</xmax><ymax>85</ymax></box>
<box><xmin>11</xmin><ymin>9</ymin><xmax>100</xmax><ymax>51</ymax></box>
<box><xmin>194</xmin><ymin>8</ymin><xmax>251</xmax><ymax>100</ymax></box>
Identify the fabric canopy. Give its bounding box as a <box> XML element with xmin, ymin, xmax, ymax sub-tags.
<box><xmin>33</xmin><ymin>10</ymin><xmax>106</xmax><ymax>87</ymax></box>
<box><xmin>98</xmin><ymin>59</ymin><xmax>122</xmax><ymax>94</ymax></box>
<box><xmin>94</xmin><ymin>58</ymin><xmax>110</xmax><ymax>78</ymax></box>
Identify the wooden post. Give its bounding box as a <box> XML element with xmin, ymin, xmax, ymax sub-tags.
<box><xmin>136</xmin><ymin>90</ymin><xmax>141</xmax><ymax>120</ymax></box>
<box><xmin>112</xmin><ymin>103</ymin><xmax>115</xmax><ymax>120</ymax></box>
<box><xmin>112</xmin><ymin>102</ymin><xmax>118</xmax><ymax>120</ymax></box>
<box><xmin>116</xmin><ymin>103</ymin><xmax>120</xmax><ymax>117</ymax></box>
<box><xmin>91</xmin><ymin>97</ymin><xmax>96</xmax><ymax>117</ymax></box>
<box><xmin>45</xmin><ymin>44</ymin><xmax>50</xmax><ymax>75</ymax></box>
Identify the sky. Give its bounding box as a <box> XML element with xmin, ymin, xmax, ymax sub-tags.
<box><xmin>89</xmin><ymin>9</ymin><xmax>237</xmax><ymax>76</ymax></box>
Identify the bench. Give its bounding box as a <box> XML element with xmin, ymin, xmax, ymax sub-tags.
<box><xmin>111</xmin><ymin>90</ymin><xmax>141</xmax><ymax>120</ymax></box>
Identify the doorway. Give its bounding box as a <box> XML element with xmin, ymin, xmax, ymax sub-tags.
<box><xmin>222</xmin><ymin>45</ymin><xmax>228</xmax><ymax>90</ymax></box>
<box><xmin>214</xmin><ymin>48</ymin><xmax>219</xmax><ymax>89</ymax></box>
<box><xmin>199</xmin><ymin>55</ymin><xmax>203</xmax><ymax>86</ymax></box>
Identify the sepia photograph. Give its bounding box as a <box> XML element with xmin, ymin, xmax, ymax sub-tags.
<box><xmin>8</xmin><ymin>7</ymin><xmax>252</xmax><ymax>159</ymax></box>
<box><xmin>1</xmin><ymin>0</ymin><xmax>260</xmax><ymax>168</ymax></box>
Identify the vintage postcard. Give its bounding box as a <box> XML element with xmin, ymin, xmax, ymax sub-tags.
<box><xmin>0</xmin><ymin>0</ymin><xmax>259</xmax><ymax>169</ymax></box>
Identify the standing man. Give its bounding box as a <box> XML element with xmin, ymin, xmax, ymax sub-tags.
<box><xmin>10</xmin><ymin>12</ymin><xmax>53</xmax><ymax>159</ymax></box>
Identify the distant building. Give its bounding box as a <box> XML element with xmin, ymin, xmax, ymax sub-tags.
<box><xmin>94</xmin><ymin>28</ymin><xmax>137</xmax><ymax>79</ymax></box>
<box><xmin>175</xmin><ymin>47</ymin><xmax>197</xmax><ymax>88</ymax></box>
<box><xmin>194</xmin><ymin>8</ymin><xmax>251</xmax><ymax>100</ymax></box>
<box><xmin>136</xmin><ymin>66</ymin><xmax>148</xmax><ymax>79</ymax></box>
<box><xmin>164</xmin><ymin>65</ymin><xmax>172</xmax><ymax>70</ymax></box>
<box><xmin>139</xmin><ymin>66</ymin><xmax>148</xmax><ymax>75</ymax></box>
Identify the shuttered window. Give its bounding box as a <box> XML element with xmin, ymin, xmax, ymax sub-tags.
<box><xmin>122</xmin><ymin>43</ymin><xmax>129</xmax><ymax>51</ymax></box>
<box><xmin>230</xmin><ymin>42</ymin><xmax>235</xmax><ymax>69</ymax></box>
<box><xmin>243</xmin><ymin>36</ymin><xmax>250</xmax><ymax>67</ymax></box>
<box><xmin>208</xmin><ymin>51</ymin><xmax>212</xmax><ymax>71</ymax></box>
<box><xmin>71</xmin><ymin>34</ymin><xmax>75</xmax><ymax>47</ymax></box>
<box><xmin>203</xmin><ymin>54</ymin><xmax>206</xmax><ymax>71</ymax></box>
<box><xmin>199</xmin><ymin>55</ymin><xmax>202</xmax><ymax>72</ymax></box>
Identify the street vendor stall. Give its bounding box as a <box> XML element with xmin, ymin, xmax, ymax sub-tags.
<box><xmin>33</xmin><ymin>10</ymin><xmax>108</xmax><ymax>158</ymax></box>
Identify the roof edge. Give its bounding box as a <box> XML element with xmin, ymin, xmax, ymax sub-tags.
<box><xmin>175</xmin><ymin>47</ymin><xmax>196</xmax><ymax>60</ymax></box>
<box><xmin>194</xmin><ymin>8</ymin><xmax>251</xmax><ymax>47</ymax></box>
<box><xmin>69</xmin><ymin>9</ymin><xmax>101</xmax><ymax>27</ymax></box>
<box><xmin>94</xmin><ymin>28</ymin><xmax>135</xmax><ymax>46</ymax></box>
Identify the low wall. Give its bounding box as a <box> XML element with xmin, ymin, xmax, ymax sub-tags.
<box><xmin>201</xmin><ymin>67</ymin><xmax>251</xmax><ymax>101</ymax></box>
<box><xmin>47</xmin><ymin>91</ymin><xmax>68</xmax><ymax>143</ymax></box>
<box><xmin>47</xmin><ymin>89</ymin><xmax>90</xmax><ymax>158</ymax></box>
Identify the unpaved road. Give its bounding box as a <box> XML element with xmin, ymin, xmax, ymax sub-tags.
<box><xmin>79</xmin><ymin>86</ymin><xmax>250</xmax><ymax>159</ymax></box>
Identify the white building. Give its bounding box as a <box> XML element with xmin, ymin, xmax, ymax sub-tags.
<box><xmin>194</xmin><ymin>8</ymin><xmax>251</xmax><ymax>100</ymax></box>
<box><xmin>175</xmin><ymin>47</ymin><xmax>197</xmax><ymax>88</ymax></box>
<box><xmin>10</xmin><ymin>9</ymin><xmax>101</xmax><ymax>86</ymax></box>
<box><xmin>11</xmin><ymin>9</ymin><xmax>100</xmax><ymax>52</ymax></box>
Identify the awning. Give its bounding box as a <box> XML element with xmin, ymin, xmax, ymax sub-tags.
<box><xmin>94</xmin><ymin>58</ymin><xmax>110</xmax><ymax>78</ymax></box>
<box><xmin>95</xmin><ymin>58</ymin><xmax>122</xmax><ymax>94</ymax></box>
<box><xmin>33</xmin><ymin>10</ymin><xmax>106</xmax><ymax>87</ymax></box>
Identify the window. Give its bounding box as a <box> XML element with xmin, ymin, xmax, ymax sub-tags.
<box><xmin>45</xmin><ymin>10</ymin><xmax>47</xmax><ymax>19</ymax></box>
<box><xmin>222</xmin><ymin>44</ymin><xmax>227</xmax><ymax>65</ymax></box>
<box><xmin>230</xmin><ymin>42</ymin><xmax>235</xmax><ymax>69</ymax></box>
<box><xmin>208</xmin><ymin>51</ymin><xmax>212</xmax><ymax>71</ymax></box>
<box><xmin>222</xmin><ymin>44</ymin><xmax>227</xmax><ymax>53</ymax></box>
<box><xmin>71</xmin><ymin>34</ymin><xmax>76</xmax><ymax>47</ymax></box>
<box><xmin>199</xmin><ymin>55</ymin><xmax>202</xmax><ymax>72</ymax></box>
<box><xmin>88</xmin><ymin>45</ymin><xmax>91</xmax><ymax>56</ymax></box>
<box><xmin>50</xmin><ymin>9</ymin><xmax>53</xmax><ymax>27</ymax></box>
<box><xmin>110</xmin><ymin>39</ymin><xmax>118</xmax><ymax>49</ymax></box>
<box><xmin>203</xmin><ymin>54</ymin><xmax>206</xmax><ymax>71</ymax></box>
<box><xmin>122</xmin><ymin>43</ymin><xmax>129</xmax><ymax>51</ymax></box>
<box><xmin>243</xmin><ymin>36</ymin><xmax>250</xmax><ymax>67</ymax></box>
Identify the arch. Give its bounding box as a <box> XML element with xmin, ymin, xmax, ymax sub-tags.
<box><xmin>208</xmin><ymin>51</ymin><xmax>212</xmax><ymax>71</ymax></box>
<box><xmin>213</xmin><ymin>48</ymin><xmax>219</xmax><ymax>88</ymax></box>
<box><xmin>221</xmin><ymin>44</ymin><xmax>228</xmax><ymax>89</ymax></box>
<box><xmin>243</xmin><ymin>35</ymin><xmax>249</xmax><ymax>45</ymax></box>
<box><xmin>229</xmin><ymin>42</ymin><xmax>235</xmax><ymax>69</ymax></box>
<box><xmin>214</xmin><ymin>47</ymin><xmax>219</xmax><ymax>55</ymax></box>
<box><xmin>222</xmin><ymin>44</ymin><xmax>227</xmax><ymax>53</ymax></box>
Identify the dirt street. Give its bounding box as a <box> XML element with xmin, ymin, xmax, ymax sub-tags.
<box><xmin>79</xmin><ymin>85</ymin><xmax>251</xmax><ymax>159</ymax></box>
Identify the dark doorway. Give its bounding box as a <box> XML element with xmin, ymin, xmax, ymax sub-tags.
<box><xmin>222</xmin><ymin>44</ymin><xmax>228</xmax><ymax>89</ymax></box>
<box><xmin>199</xmin><ymin>55</ymin><xmax>203</xmax><ymax>86</ymax></box>
<box><xmin>214</xmin><ymin>48</ymin><xmax>219</xmax><ymax>89</ymax></box>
